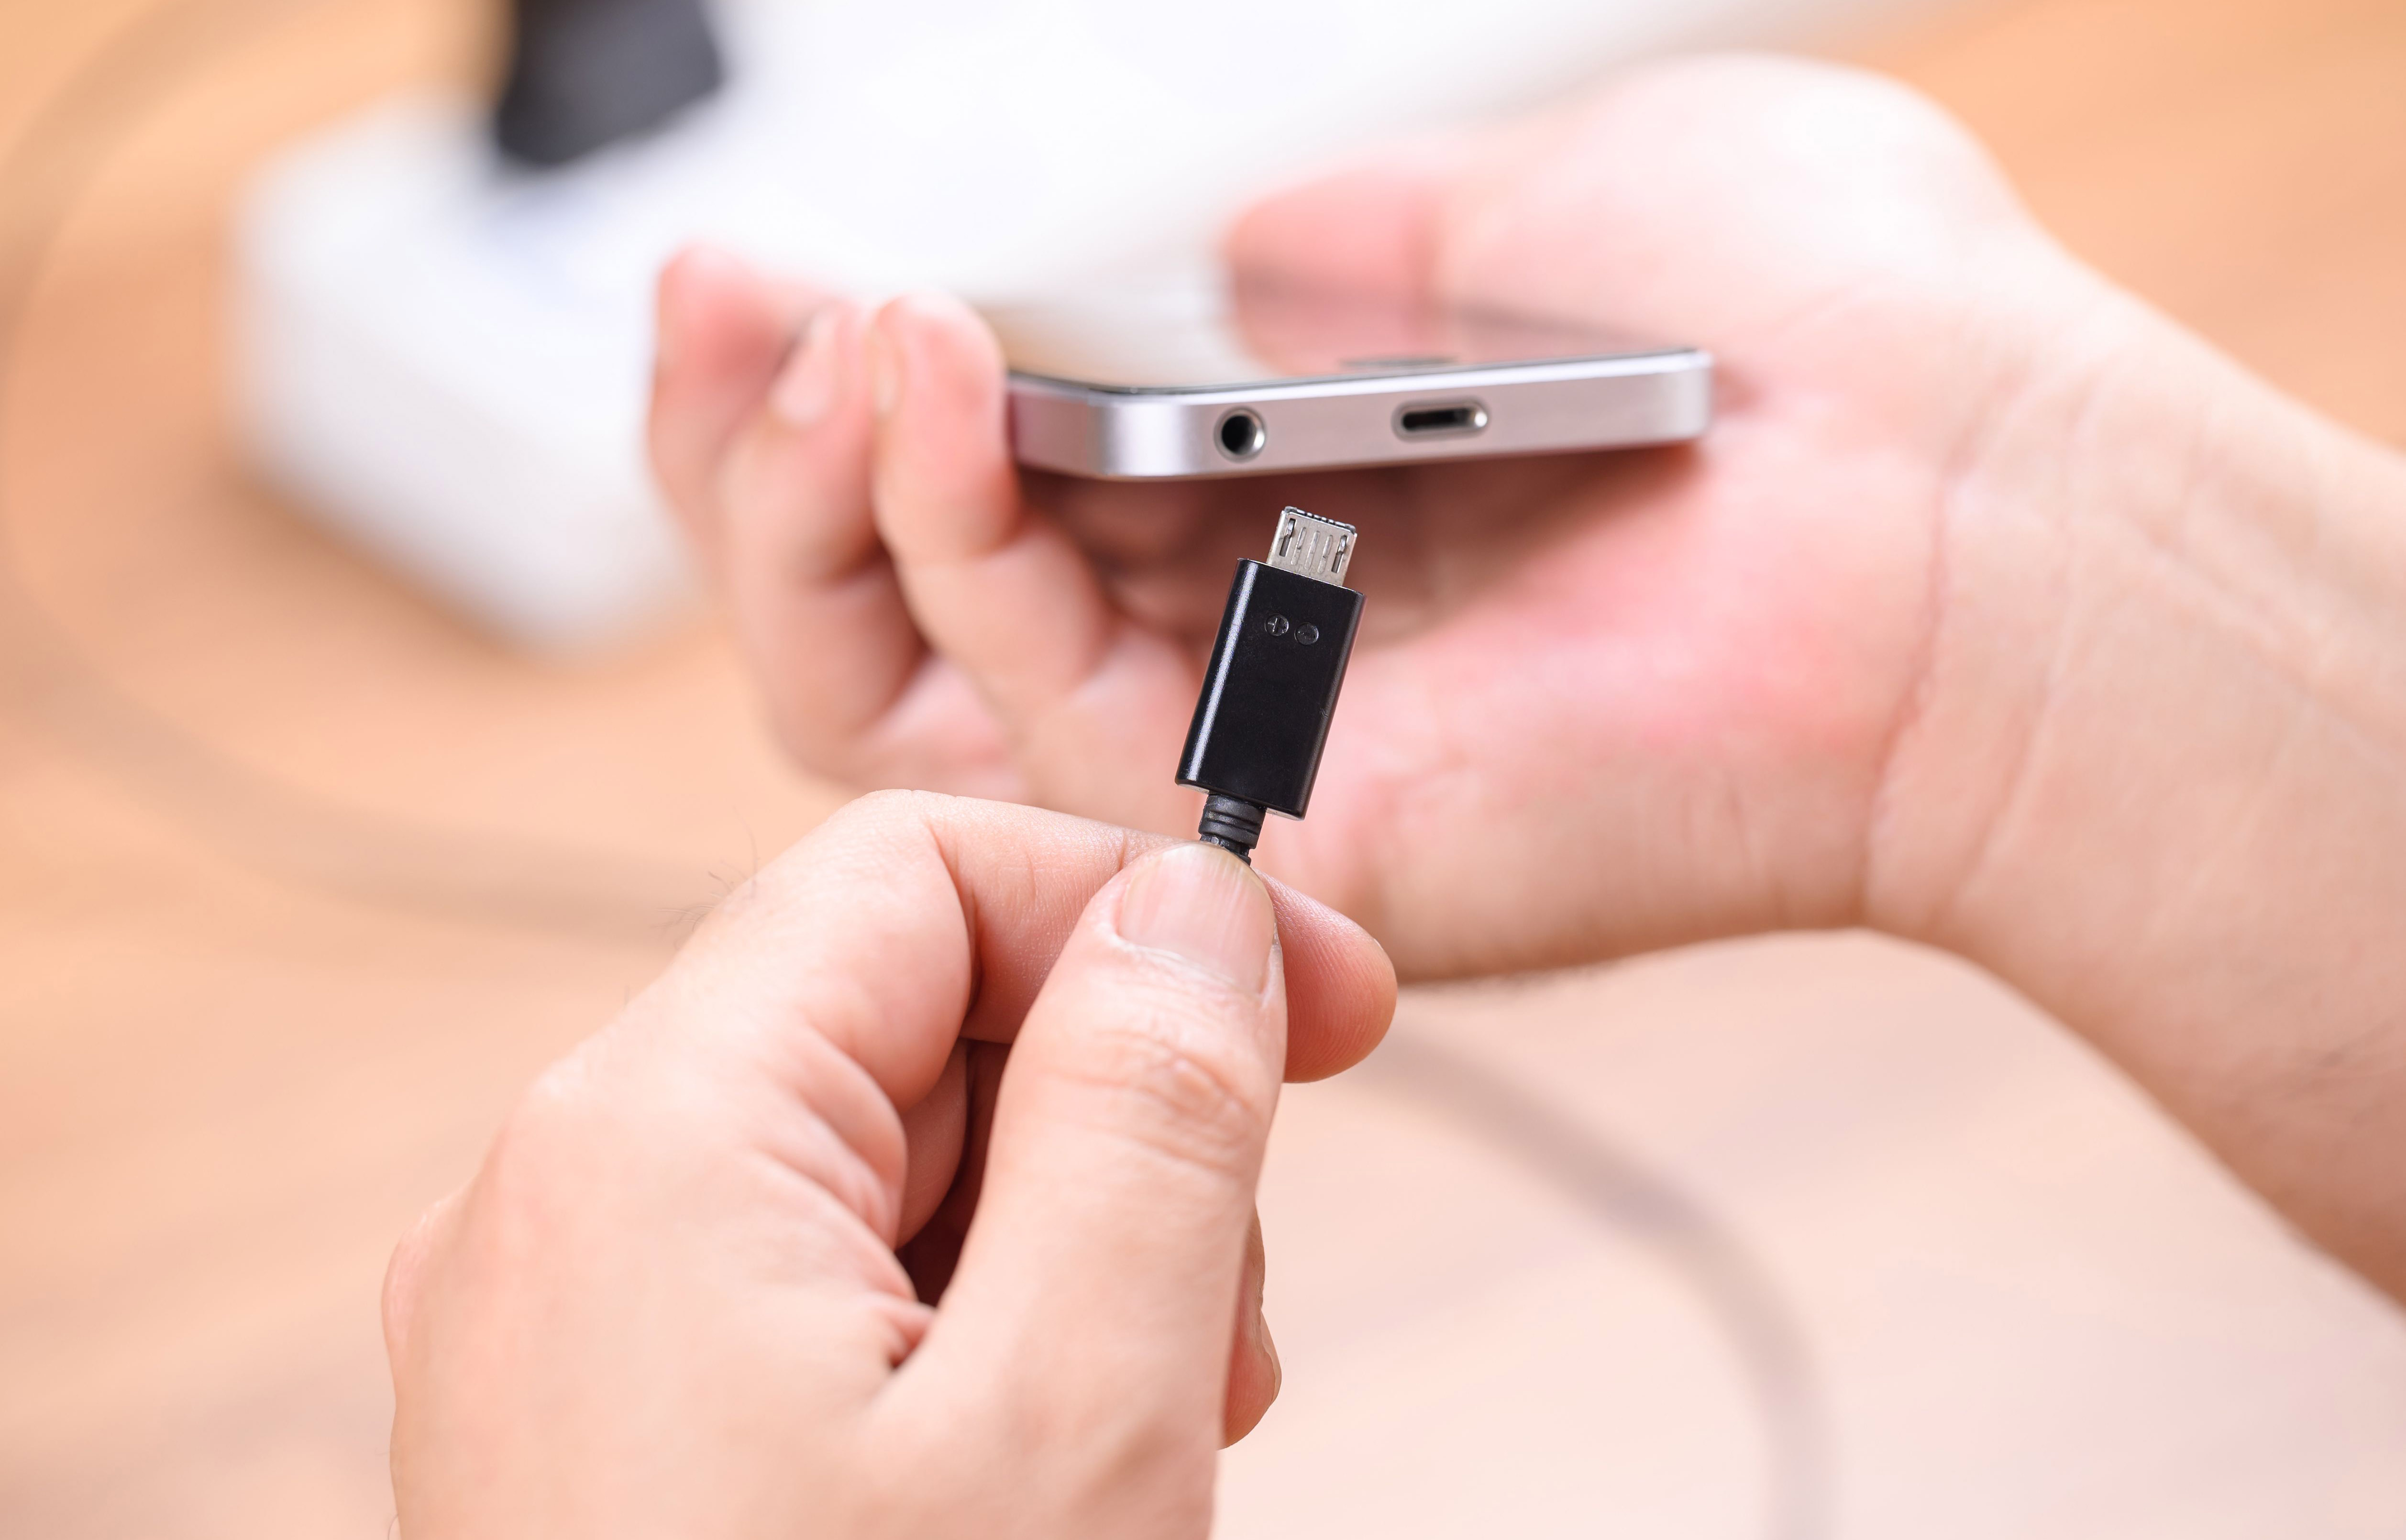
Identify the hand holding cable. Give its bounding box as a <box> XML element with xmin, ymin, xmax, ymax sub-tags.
<box><xmin>382</xmin><ymin>794</ymin><xmax>1395</xmax><ymax>1539</ymax></box>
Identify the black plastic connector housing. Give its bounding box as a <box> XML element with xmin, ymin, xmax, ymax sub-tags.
<box><xmin>1178</xmin><ymin>560</ymin><xmax>1364</xmax><ymax>820</ymax></box>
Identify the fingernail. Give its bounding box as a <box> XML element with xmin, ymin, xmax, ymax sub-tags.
<box><xmin>865</xmin><ymin>321</ymin><xmax>902</xmax><ymax>419</ymax></box>
<box><xmin>1114</xmin><ymin>842</ymin><xmax>1273</xmax><ymax>995</ymax></box>
<box><xmin>1259</xmin><ymin>1310</ymin><xmax>1281</xmax><ymax>1400</ymax></box>
<box><xmin>772</xmin><ymin>305</ymin><xmax>850</xmax><ymax>429</ymax></box>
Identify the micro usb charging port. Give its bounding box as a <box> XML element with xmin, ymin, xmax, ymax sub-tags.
<box><xmin>1395</xmin><ymin>401</ymin><xmax>1489</xmax><ymax>437</ymax></box>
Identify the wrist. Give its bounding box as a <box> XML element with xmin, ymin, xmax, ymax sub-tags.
<box><xmin>1866</xmin><ymin>253</ymin><xmax>2406</xmax><ymax>1286</ymax></box>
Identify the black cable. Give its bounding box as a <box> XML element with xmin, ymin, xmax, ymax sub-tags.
<box><xmin>1365</xmin><ymin>1032</ymin><xmax>1833</xmax><ymax>1540</ymax></box>
<box><xmin>1197</xmin><ymin>792</ymin><xmax>1268</xmax><ymax>861</ymax></box>
<box><xmin>1175</xmin><ymin>505</ymin><xmax>1832</xmax><ymax>1532</ymax></box>
<box><xmin>0</xmin><ymin>0</ymin><xmax>723</xmax><ymax>945</ymax></box>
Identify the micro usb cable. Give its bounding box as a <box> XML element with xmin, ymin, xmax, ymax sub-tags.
<box><xmin>1176</xmin><ymin>507</ymin><xmax>1364</xmax><ymax>863</ymax></box>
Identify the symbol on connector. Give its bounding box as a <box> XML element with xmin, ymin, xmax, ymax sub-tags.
<box><xmin>1296</xmin><ymin>623</ymin><xmax>1321</xmax><ymax>645</ymax></box>
<box><xmin>1264</xmin><ymin>615</ymin><xmax>1290</xmax><ymax>636</ymax></box>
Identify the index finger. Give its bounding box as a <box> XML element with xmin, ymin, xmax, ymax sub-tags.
<box><xmin>646</xmin><ymin>792</ymin><xmax>1394</xmax><ymax>1232</ymax></box>
<box><xmin>648</xmin><ymin>246</ymin><xmax>825</xmax><ymax>554</ymax></box>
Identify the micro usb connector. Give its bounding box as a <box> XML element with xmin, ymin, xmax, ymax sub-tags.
<box><xmin>1177</xmin><ymin>507</ymin><xmax>1365</xmax><ymax>863</ymax></box>
<box><xmin>1265</xmin><ymin>506</ymin><xmax>1356</xmax><ymax>584</ymax></box>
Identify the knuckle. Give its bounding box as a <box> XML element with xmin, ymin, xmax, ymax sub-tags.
<box><xmin>474</xmin><ymin>1062</ymin><xmax>609</xmax><ymax>1229</ymax></box>
<box><xmin>1066</xmin><ymin>1002</ymin><xmax>1275</xmax><ymax>1176</ymax></box>
<box><xmin>701</xmin><ymin>788</ymin><xmax>948</xmax><ymax>927</ymax></box>
<box><xmin>817</xmin><ymin>786</ymin><xmax>953</xmax><ymax>846</ymax></box>
<box><xmin>841</xmin><ymin>785</ymin><xmax>946</xmax><ymax>824</ymax></box>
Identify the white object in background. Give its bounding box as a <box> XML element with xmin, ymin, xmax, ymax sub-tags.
<box><xmin>239</xmin><ymin>101</ymin><xmax>689</xmax><ymax>649</ymax></box>
<box><xmin>236</xmin><ymin>0</ymin><xmax>1946</xmax><ymax>650</ymax></box>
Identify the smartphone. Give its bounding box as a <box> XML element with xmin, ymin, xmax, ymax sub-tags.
<box><xmin>981</xmin><ymin>279</ymin><xmax>1710</xmax><ymax>480</ymax></box>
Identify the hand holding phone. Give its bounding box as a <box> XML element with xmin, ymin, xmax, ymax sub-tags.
<box><xmin>647</xmin><ymin>55</ymin><xmax>2067</xmax><ymax>980</ymax></box>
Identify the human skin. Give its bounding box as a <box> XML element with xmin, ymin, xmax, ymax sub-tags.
<box><xmin>384</xmin><ymin>793</ymin><xmax>1397</xmax><ymax>1538</ymax></box>
<box><xmin>650</xmin><ymin>55</ymin><xmax>2406</xmax><ymax>1295</ymax></box>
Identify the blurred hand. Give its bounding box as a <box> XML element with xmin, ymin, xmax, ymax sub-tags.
<box><xmin>650</xmin><ymin>55</ymin><xmax>2406</xmax><ymax>1292</ymax></box>
<box><xmin>648</xmin><ymin>55</ymin><xmax>2074</xmax><ymax>977</ymax></box>
<box><xmin>384</xmin><ymin>792</ymin><xmax>1395</xmax><ymax>1538</ymax></box>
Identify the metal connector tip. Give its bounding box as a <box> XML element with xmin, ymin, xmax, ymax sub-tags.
<box><xmin>1266</xmin><ymin>507</ymin><xmax>1357</xmax><ymax>587</ymax></box>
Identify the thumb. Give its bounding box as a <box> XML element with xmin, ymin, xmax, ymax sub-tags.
<box><xmin>900</xmin><ymin>841</ymin><xmax>1283</xmax><ymax>1472</ymax></box>
<box><xmin>1223</xmin><ymin>143</ymin><xmax>1463</xmax><ymax>299</ymax></box>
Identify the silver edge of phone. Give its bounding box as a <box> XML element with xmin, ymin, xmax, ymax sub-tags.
<box><xmin>1006</xmin><ymin>349</ymin><xmax>1712</xmax><ymax>480</ymax></box>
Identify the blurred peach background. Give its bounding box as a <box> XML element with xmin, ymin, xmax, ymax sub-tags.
<box><xmin>2</xmin><ymin>0</ymin><xmax>2403</xmax><ymax>1536</ymax></box>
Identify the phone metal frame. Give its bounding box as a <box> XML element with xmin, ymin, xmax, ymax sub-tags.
<box><xmin>1006</xmin><ymin>348</ymin><xmax>1712</xmax><ymax>480</ymax></box>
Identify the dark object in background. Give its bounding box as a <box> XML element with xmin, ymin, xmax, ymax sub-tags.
<box><xmin>493</xmin><ymin>0</ymin><xmax>725</xmax><ymax>167</ymax></box>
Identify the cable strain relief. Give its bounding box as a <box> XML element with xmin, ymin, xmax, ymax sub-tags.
<box><xmin>1196</xmin><ymin>794</ymin><xmax>1266</xmax><ymax>864</ymax></box>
